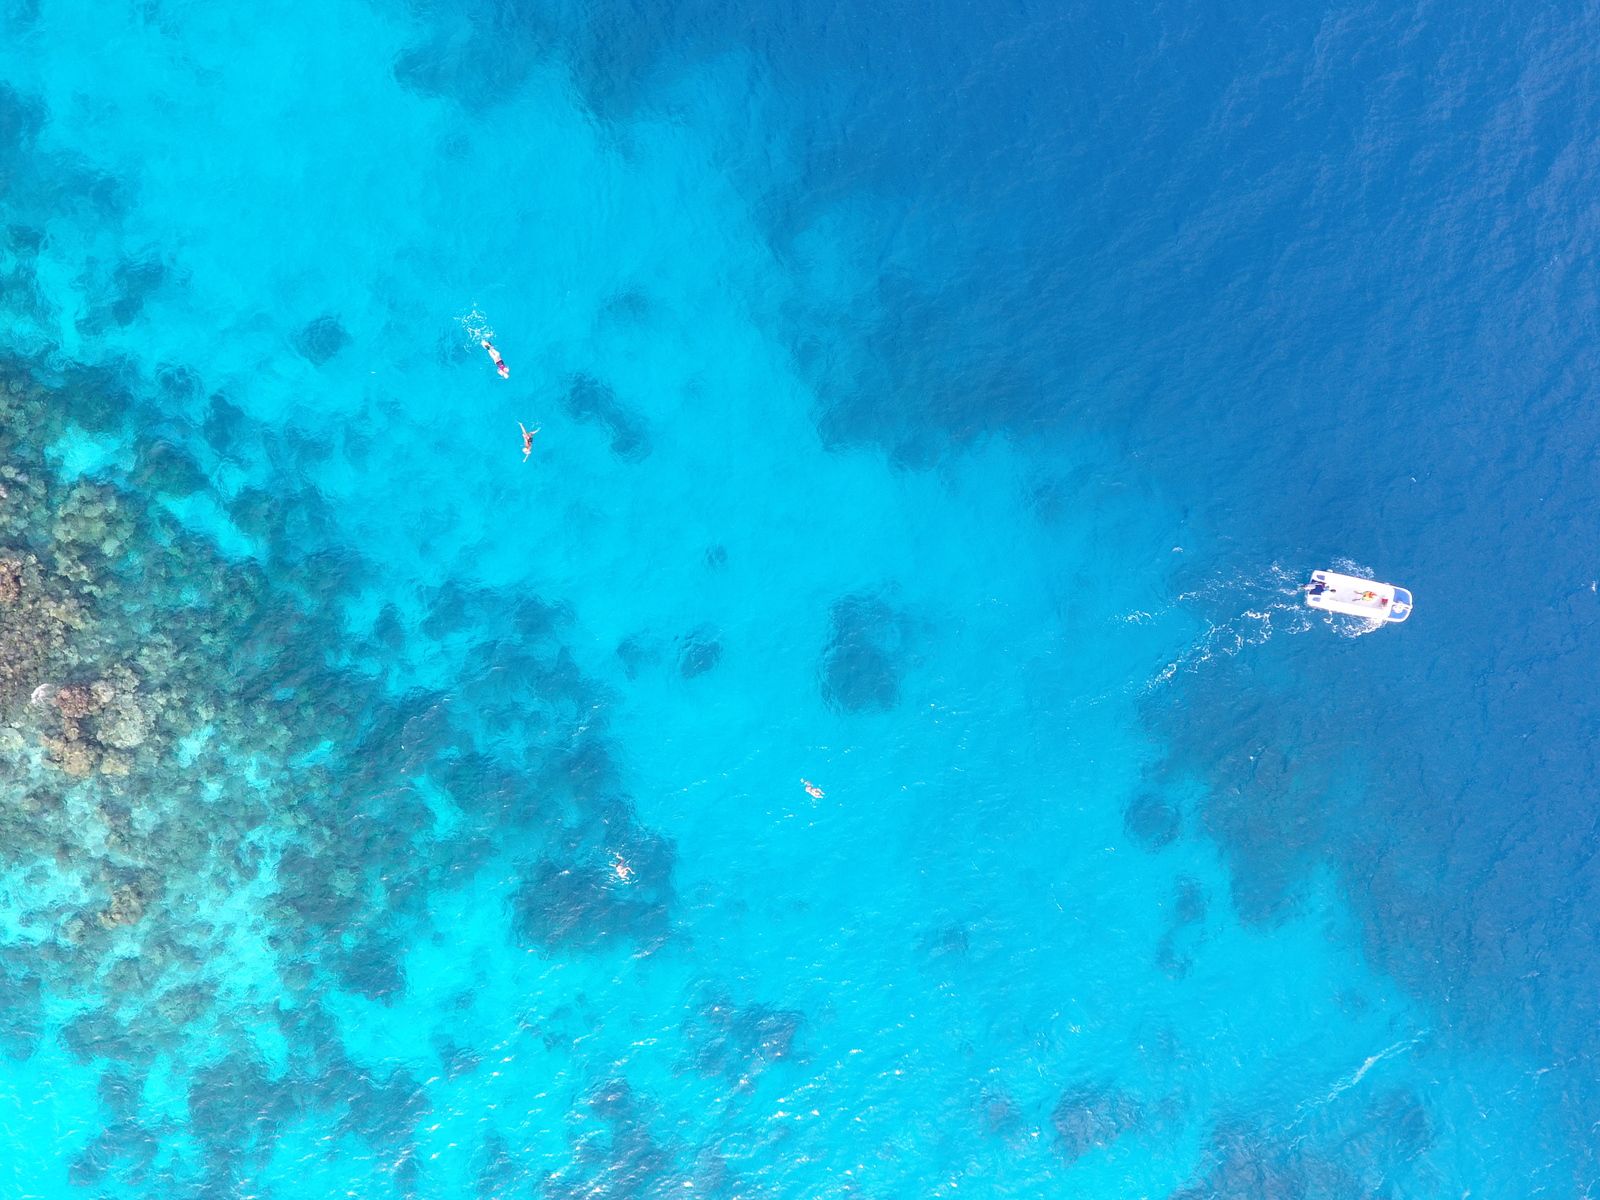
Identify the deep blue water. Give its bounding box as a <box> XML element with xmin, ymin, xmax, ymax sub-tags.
<box><xmin>0</xmin><ymin>0</ymin><xmax>1597</xmax><ymax>1195</ymax></box>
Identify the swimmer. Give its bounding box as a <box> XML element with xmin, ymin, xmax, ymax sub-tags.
<box><xmin>481</xmin><ymin>339</ymin><xmax>510</xmax><ymax>379</ymax></box>
<box><xmin>519</xmin><ymin>422</ymin><xmax>539</xmax><ymax>462</ymax></box>
<box><xmin>801</xmin><ymin>779</ymin><xmax>825</xmax><ymax>800</ymax></box>
<box><xmin>611</xmin><ymin>853</ymin><xmax>634</xmax><ymax>883</ymax></box>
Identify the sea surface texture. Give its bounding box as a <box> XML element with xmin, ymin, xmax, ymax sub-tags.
<box><xmin>0</xmin><ymin>0</ymin><xmax>1596</xmax><ymax>1196</ymax></box>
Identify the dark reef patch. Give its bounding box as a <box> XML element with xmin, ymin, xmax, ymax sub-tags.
<box><xmin>0</xmin><ymin>82</ymin><xmax>46</xmax><ymax>163</ymax></box>
<box><xmin>339</xmin><ymin>1068</ymin><xmax>430</xmax><ymax>1151</ymax></box>
<box><xmin>5</xmin><ymin>224</ymin><xmax>44</xmax><ymax>256</ymax></box>
<box><xmin>55</xmin><ymin>161</ymin><xmax>129</xmax><ymax>220</ymax></box>
<box><xmin>677</xmin><ymin>630</ymin><xmax>722</xmax><ymax>678</ymax></box>
<box><xmin>1148</xmin><ymin>677</ymin><xmax>1345</xmax><ymax>929</ymax></box>
<box><xmin>615</xmin><ymin>633</ymin><xmax>658</xmax><ymax>680</ymax></box>
<box><xmin>978</xmin><ymin>1088</ymin><xmax>1028</xmax><ymax>1149</ymax></box>
<box><xmin>0</xmin><ymin>967</ymin><xmax>42</xmax><ymax>1059</ymax></box>
<box><xmin>154</xmin><ymin>361</ymin><xmax>202</xmax><ymax>403</ymax></box>
<box><xmin>95</xmin><ymin>1075</ymin><xmax>144</xmax><ymax>1126</ymax></box>
<box><xmin>202</xmin><ymin>394</ymin><xmax>248</xmax><ymax>455</ymax></box>
<box><xmin>1172</xmin><ymin>876</ymin><xmax>1206</xmax><ymax>926</ymax></box>
<box><xmin>804</xmin><ymin>275</ymin><xmax>1052</xmax><ymax>468</ymax></box>
<box><xmin>601</xmin><ymin>287</ymin><xmax>653</xmax><ymax>324</ymax></box>
<box><xmin>69</xmin><ymin>1117</ymin><xmax>163</xmax><ymax>1188</ymax></box>
<box><xmin>226</xmin><ymin>485</ymin><xmax>276</xmax><ymax>541</ymax></box>
<box><xmin>111</xmin><ymin>254</ymin><xmax>167</xmax><ymax>324</ymax></box>
<box><xmin>1157</xmin><ymin>877</ymin><xmax>1209</xmax><ymax>980</ymax></box>
<box><xmin>0</xmin><ymin>262</ymin><xmax>51</xmax><ymax>331</ymax></box>
<box><xmin>78</xmin><ymin>253</ymin><xmax>170</xmax><ymax>334</ymax></box>
<box><xmin>540</xmin><ymin>1076</ymin><xmax>683</xmax><ymax>1200</ymax></box>
<box><xmin>512</xmin><ymin>851</ymin><xmax>672</xmax><ymax>954</ymax></box>
<box><xmin>333</xmin><ymin>933</ymin><xmax>407</xmax><ymax>1003</ymax></box>
<box><xmin>1050</xmin><ymin>1083</ymin><xmax>1142</xmax><ymax>1163</ymax></box>
<box><xmin>680</xmin><ymin>987</ymin><xmax>807</xmax><ymax>1089</ymax></box>
<box><xmin>52</xmin><ymin>357</ymin><xmax>139</xmax><ymax>436</ymax></box>
<box><xmin>818</xmin><ymin>592</ymin><xmax>913</xmax><ymax>713</ymax></box>
<box><xmin>134</xmin><ymin>437</ymin><xmax>210</xmax><ymax>497</ymax></box>
<box><xmin>918</xmin><ymin>923</ymin><xmax>970</xmax><ymax>960</ymax></box>
<box><xmin>391</xmin><ymin>11</ymin><xmax>552</xmax><ymax>112</ymax></box>
<box><xmin>562</xmin><ymin>372</ymin><xmax>651</xmax><ymax>461</ymax></box>
<box><xmin>293</xmin><ymin>314</ymin><xmax>350</xmax><ymax>365</ymax></box>
<box><xmin>186</xmin><ymin>1054</ymin><xmax>285</xmax><ymax>1160</ymax></box>
<box><xmin>1171</xmin><ymin>1122</ymin><xmax>1368</xmax><ymax>1200</ymax></box>
<box><xmin>1122</xmin><ymin>791</ymin><xmax>1181</xmax><ymax>850</ymax></box>
<box><xmin>437</xmin><ymin>1038</ymin><xmax>483</xmax><ymax>1082</ymax></box>
<box><xmin>475</xmin><ymin>1130</ymin><xmax>523</xmax><ymax>1198</ymax></box>
<box><xmin>1367</xmin><ymin>1087</ymin><xmax>1434</xmax><ymax>1165</ymax></box>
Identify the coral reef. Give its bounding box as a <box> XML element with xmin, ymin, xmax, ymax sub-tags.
<box><xmin>0</xmin><ymin>349</ymin><xmax>701</xmax><ymax>1194</ymax></box>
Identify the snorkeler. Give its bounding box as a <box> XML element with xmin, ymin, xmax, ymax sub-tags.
<box><xmin>482</xmin><ymin>338</ymin><xmax>509</xmax><ymax>379</ymax></box>
<box><xmin>612</xmin><ymin>853</ymin><xmax>634</xmax><ymax>883</ymax></box>
<box><xmin>802</xmin><ymin>779</ymin><xmax>825</xmax><ymax>800</ymax></box>
<box><xmin>519</xmin><ymin>422</ymin><xmax>539</xmax><ymax>462</ymax></box>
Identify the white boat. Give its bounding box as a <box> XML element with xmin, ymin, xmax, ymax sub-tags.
<box><xmin>1304</xmin><ymin>569</ymin><xmax>1413</xmax><ymax>623</ymax></box>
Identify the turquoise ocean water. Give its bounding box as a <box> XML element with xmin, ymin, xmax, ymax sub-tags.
<box><xmin>1</xmin><ymin>0</ymin><xmax>1597</xmax><ymax>1196</ymax></box>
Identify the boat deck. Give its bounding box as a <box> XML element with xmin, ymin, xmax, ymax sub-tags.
<box><xmin>1306</xmin><ymin>570</ymin><xmax>1412</xmax><ymax>623</ymax></box>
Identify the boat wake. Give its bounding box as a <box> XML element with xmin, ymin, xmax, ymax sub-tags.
<box><xmin>1284</xmin><ymin>1029</ymin><xmax>1430</xmax><ymax>1131</ymax></box>
<box><xmin>1142</xmin><ymin>562</ymin><xmax>1313</xmax><ymax>690</ymax></box>
<box><xmin>1139</xmin><ymin>554</ymin><xmax>1399</xmax><ymax>689</ymax></box>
